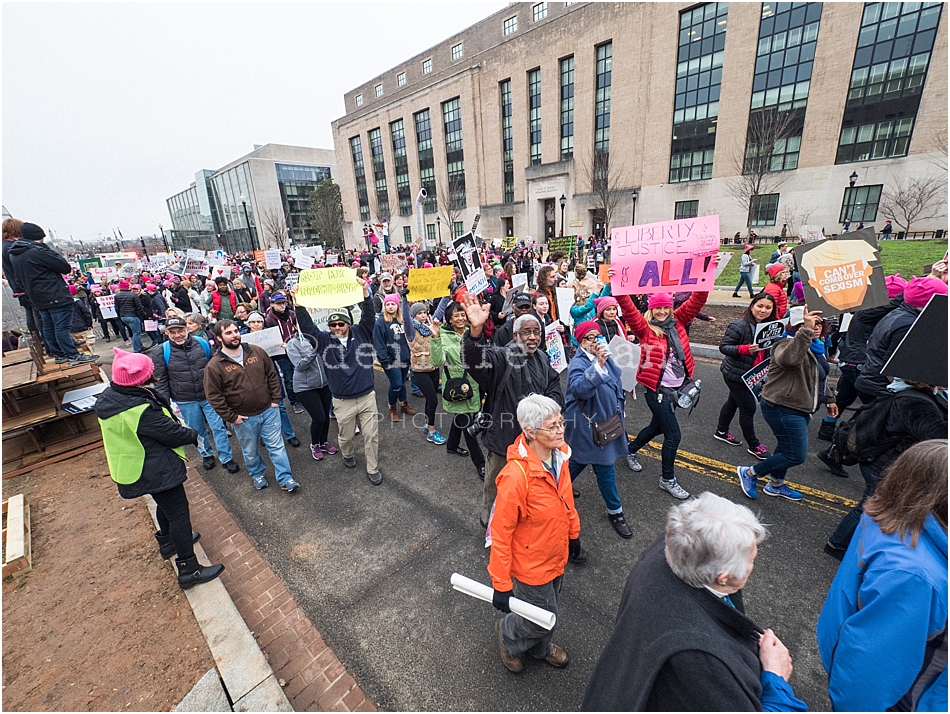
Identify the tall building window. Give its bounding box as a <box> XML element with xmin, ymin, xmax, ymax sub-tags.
<box><xmin>593</xmin><ymin>41</ymin><xmax>613</xmax><ymax>190</ymax></box>
<box><xmin>675</xmin><ymin>200</ymin><xmax>700</xmax><ymax>220</ymax></box>
<box><xmin>452</xmin><ymin>43</ymin><xmax>463</xmax><ymax>61</ymax></box>
<box><xmin>422</xmin><ymin>58</ymin><xmax>432</xmax><ymax>74</ymax></box>
<box><xmin>533</xmin><ymin>2</ymin><xmax>548</xmax><ymax>21</ymax></box>
<box><xmin>397</xmin><ymin>72</ymin><xmax>406</xmax><ymax>87</ymax></box>
<box><xmin>275</xmin><ymin>163</ymin><xmax>332</xmax><ymax>242</ymax></box>
<box><xmin>375</xmin><ymin>84</ymin><xmax>383</xmax><ymax>98</ymax></box>
<box><xmin>501</xmin><ymin>80</ymin><xmax>515</xmax><ymax>203</ymax></box>
<box><xmin>749</xmin><ymin>193</ymin><xmax>780</xmax><ymax>226</ymax></box>
<box><xmin>390</xmin><ymin>119</ymin><xmax>413</xmax><ymax>217</ymax></box>
<box><xmin>504</xmin><ymin>16</ymin><xmax>518</xmax><ymax>35</ymax></box>
<box><xmin>745</xmin><ymin>2</ymin><xmax>822</xmax><ymax>174</ymax></box>
<box><xmin>454</xmin><ymin>221</ymin><xmax>464</xmax><ymax>238</ymax></box>
<box><xmin>442</xmin><ymin>97</ymin><xmax>467</xmax><ymax>209</ymax></box>
<box><xmin>836</xmin><ymin>2</ymin><xmax>942</xmax><ymax>163</ymax></box>
<box><xmin>560</xmin><ymin>56</ymin><xmax>574</xmax><ymax>160</ymax></box>
<box><xmin>403</xmin><ymin>225</ymin><xmax>412</xmax><ymax>243</ymax></box>
<box><xmin>355</xmin><ymin>94</ymin><xmax>363</xmax><ymax>107</ymax></box>
<box><xmin>528</xmin><ymin>69</ymin><xmax>542</xmax><ymax>166</ymax></box>
<box><xmin>840</xmin><ymin>184</ymin><xmax>883</xmax><ymax>222</ymax></box>
<box><xmin>209</xmin><ymin>163</ymin><xmax>257</xmax><ymax>251</ymax></box>
<box><xmin>414</xmin><ymin>109</ymin><xmax>437</xmax><ymax>214</ymax></box>
<box><xmin>669</xmin><ymin>2</ymin><xmax>729</xmax><ymax>183</ymax></box>
<box><xmin>426</xmin><ymin>224</ymin><xmax>437</xmax><ymax>243</ymax></box>
<box><xmin>349</xmin><ymin>137</ymin><xmax>370</xmax><ymax>222</ymax></box>
<box><xmin>368</xmin><ymin>128</ymin><xmax>389</xmax><ymax>218</ymax></box>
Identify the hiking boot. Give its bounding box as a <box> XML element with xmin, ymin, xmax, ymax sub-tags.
<box><xmin>176</xmin><ymin>556</ymin><xmax>224</xmax><ymax>590</ymax></box>
<box><xmin>320</xmin><ymin>442</ymin><xmax>339</xmax><ymax>455</ymax></box>
<box><xmin>367</xmin><ymin>470</ymin><xmax>382</xmax><ymax>485</ymax></box>
<box><xmin>544</xmin><ymin>644</ymin><xmax>570</xmax><ymax>668</ymax></box>
<box><xmin>155</xmin><ymin>531</ymin><xmax>201</xmax><ymax>560</ymax></box>
<box><xmin>714</xmin><ymin>431</ymin><xmax>742</xmax><ymax>446</ymax></box>
<box><xmin>287</xmin><ymin>436</ymin><xmax>301</xmax><ymax>448</ymax></box>
<box><xmin>659</xmin><ymin>478</ymin><xmax>689</xmax><ymax>500</ymax></box>
<box><xmin>281</xmin><ymin>479</ymin><xmax>300</xmax><ymax>493</ymax></box>
<box><xmin>495</xmin><ymin>621</ymin><xmax>523</xmax><ymax>673</ymax></box>
<box><xmin>626</xmin><ymin>454</ymin><xmax>642</xmax><ymax>472</ymax></box>
<box><xmin>389</xmin><ymin>405</ymin><xmax>400</xmax><ymax>422</ymax></box>
<box><xmin>817</xmin><ymin>419</ymin><xmax>837</xmax><ymax>441</ymax></box>
<box><xmin>310</xmin><ymin>444</ymin><xmax>325</xmax><ymax>461</ymax></box>
<box><xmin>343</xmin><ymin>456</ymin><xmax>357</xmax><ymax>468</ymax></box>
<box><xmin>608</xmin><ymin>512</ymin><xmax>633</xmax><ymax>539</ymax></box>
<box><xmin>747</xmin><ymin>444</ymin><xmax>769</xmax><ymax>460</ymax></box>
<box><xmin>223</xmin><ymin>460</ymin><xmax>240</xmax><ymax>474</ymax></box>
<box><xmin>763</xmin><ymin>482</ymin><xmax>803</xmax><ymax>501</ymax></box>
<box><xmin>400</xmin><ymin>401</ymin><xmax>417</xmax><ymax>416</ymax></box>
<box><xmin>202</xmin><ymin>455</ymin><xmax>216</xmax><ymax>471</ymax></box>
<box><xmin>737</xmin><ymin>466</ymin><xmax>758</xmax><ymax>499</ymax></box>
<box><xmin>426</xmin><ymin>429</ymin><xmax>447</xmax><ymax>445</ymax></box>
<box><xmin>817</xmin><ymin>449</ymin><xmax>849</xmax><ymax>477</ymax></box>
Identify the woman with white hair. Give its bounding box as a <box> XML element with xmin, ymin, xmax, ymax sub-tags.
<box><xmin>582</xmin><ymin>492</ymin><xmax>806</xmax><ymax>711</ymax></box>
<box><xmin>487</xmin><ymin>394</ymin><xmax>584</xmax><ymax>675</ymax></box>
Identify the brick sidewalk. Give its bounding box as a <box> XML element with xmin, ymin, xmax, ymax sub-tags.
<box><xmin>183</xmin><ymin>467</ymin><xmax>375</xmax><ymax>712</ymax></box>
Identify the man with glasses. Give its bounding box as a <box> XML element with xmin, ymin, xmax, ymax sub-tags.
<box><xmin>461</xmin><ymin>294</ymin><xmax>567</xmax><ymax>532</ymax></box>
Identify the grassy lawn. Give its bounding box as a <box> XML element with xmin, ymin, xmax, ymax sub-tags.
<box><xmin>714</xmin><ymin>239</ymin><xmax>948</xmax><ymax>288</ymax></box>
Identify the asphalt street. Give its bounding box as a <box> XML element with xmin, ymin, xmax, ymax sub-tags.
<box><xmin>198</xmin><ymin>354</ymin><xmax>866</xmax><ymax>711</ymax></box>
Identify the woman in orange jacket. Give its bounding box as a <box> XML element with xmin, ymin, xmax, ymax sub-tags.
<box><xmin>487</xmin><ymin>394</ymin><xmax>585</xmax><ymax>674</ymax></box>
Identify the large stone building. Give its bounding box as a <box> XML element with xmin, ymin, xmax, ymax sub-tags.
<box><xmin>166</xmin><ymin>143</ymin><xmax>336</xmax><ymax>252</ymax></box>
<box><xmin>331</xmin><ymin>1</ymin><xmax>947</xmax><ymax>250</ymax></box>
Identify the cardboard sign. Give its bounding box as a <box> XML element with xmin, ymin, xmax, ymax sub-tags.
<box><xmin>793</xmin><ymin>229</ymin><xmax>887</xmax><ymax>313</ymax></box>
<box><xmin>555</xmin><ymin>287</ymin><xmax>576</xmax><ymax>327</ymax></box>
<box><xmin>96</xmin><ymin>295</ymin><xmax>117</xmax><ymax>319</ymax></box>
<box><xmin>753</xmin><ymin>319</ymin><xmax>786</xmax><ymax>349</ymax></box>
<box><xmin>144</xmin><ymin>320</ymin><xmax>159</xmax><ymax>332</ymax></box>
<box><xmin>186</xmin><ymin>249</ymin><xmax>205</xmax><ymax>261</ymax></box>
<box><xmin>242</xmin><ymin>326</ymin><xmax>286</xmax><ymax>357</ymax></box>
<box><xmin>452</xmin><ymin>233</ymin><xmax>488</xmax><ymax>296</ymax></box>
<box><xmin>380</xmin><ymin>253</ymin><xmax>408</xmax><ymax>275</ymax></box>
<box><xmin>254</xmin><ymin>250</ymin><xmax>266</xmax><ymax>266</ymax></box>
<box><xmin>598</xmin><ymin>264</ymin><xmax>612</xmax><ymax>283</ymax></box>
<box><xmin>209</xmin><ymin>265</ymin><xmax>230</xmax><ymax>281</ymax></box>
<box><xmin>294</xmin><ymin>268</ymin><xmax>363</xmax><ymax>309</ymax></box>
<box><xmin>325</xmin><ymin>253</ymin><xmax>339</xmax><ymax>266</ymax></box>
<box><xmin>799</xmin><ymin>225</ymin><xmax>825</xmax><ymax>244</ymax></box>
<box><xmin>264</xmin><ymin>250</ymin><xmax>282</xmax><ymax>270</ymax></box>
<box><xmin>210</xmin><ymin>249</ymin><xmax>227</xmax><ymax>264</ymax></box>
<box><xmin>407</xmin><ymin>266</ymin><xmax>454</xmax><ymax>300</ymax></box>
<box><xmin>882</xmin><ymin>293</ymin><xmax>947</xmax><ymax>387</ymax></box>
<box><xmin>284</xmin><ymin>273</ymin><xmax>300</xmax><ymax>291</ymax></box>
<box><xmin>545</xmin><ymin>321</ymin><xmax>567</xmax><ymax>373</ymax></box>
<box><xmin>501</xmin><ymin>236</ymin><xmax>517</xmax><ymax>250</ymax></box>
<box><xmin>742</xmin><ymin>358</ymin><xmax>771</xmax><ymax>398</ymax></box>
<box><xmin>78</xmin><ymin>257</ymin><xmax>102</xmax><ymax>274</ymax></box>
<box><xmin>608</xmin><ymin>335</ymin><xmax>641</xmax><ymax>393</ymax></box>
<box><xmin>182</xmin><ymin>255</ymin><xmax>210</xmax><ymax>276</ymax></box>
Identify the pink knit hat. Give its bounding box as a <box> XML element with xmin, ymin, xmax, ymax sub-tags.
<box><xmin>903</xmin><ymin>276</ymin><xmax>948</xmax><ymax>308</ymax></box>
<box><xmin>383</xmin><ymin>293</ymin><xmax>399</xmax><ymax>306</ymax></box>
<box><xmin>593</xmin><ymin>296</ymin><xmax>619</xmax><ymax>317</ymax></box>
<box><xmin>648</xmin><ymin>293</ymin><xmax>674</xmax><ymax>310</ymax></box>
<box><xmin>884</xmin><ymin>273</ymin><xmax>908</xmax><ymax>298</ymax></box>
<box><xmin>118</xmin><ymin>279</ymin><xmax>130</xmax><ymax>290</ymax></box>
<box><xmin>111</xmin><ymin>347</ymin><xmax>154</xmax><ymax>387</ymax></box>
<box><xmin>90</xmin><ymin>284</ymin><xmax>102</xmax><ymax>293</ymax></box>
<box><xmin>68</xmin><ymin>285</ymin><xmax>78</xmax><ymax>295</ymax></box>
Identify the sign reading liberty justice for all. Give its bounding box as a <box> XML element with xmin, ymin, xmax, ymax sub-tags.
<box><xmin>609</xmin><ymin>215</ymin><xmax>720</xmax><ymax>295</ymax></box>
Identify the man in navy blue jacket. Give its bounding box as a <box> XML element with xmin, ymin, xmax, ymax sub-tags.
<box><xmin>292</xmin><ymin>279</ymin><xmax>384</xmax><ymax>484</ymax></box>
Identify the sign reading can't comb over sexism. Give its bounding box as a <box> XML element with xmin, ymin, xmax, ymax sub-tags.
<box><xmin>609</xmin><ymin>215</ymin><xmax>720</xmax><ymax>295</ymax></box>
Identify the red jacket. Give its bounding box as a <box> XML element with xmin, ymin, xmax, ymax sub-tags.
<box><xmin>615</xmin><ymin>292</ymin><xmax>708</xmax><ymax>392</ymax></box>
<box><xmin>211</xmin><ymin>289</ymin><xmax>237</xmax><ymax>316</ymax></box>
<box><xmin>763</xmin><ymin>281</ymin><xmax>788</xmax><ymax>319</ymax></box>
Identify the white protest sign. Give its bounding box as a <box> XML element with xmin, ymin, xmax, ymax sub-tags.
<box><xmin>209</xmin><ymin>264</ymin><xmax>230</xmax><ymax>281</ymax></box>
<box><xmin>90</xmin><ymin>267</ymin><xmax>118</xmax><ymax>284</ymax></box>
<box><xmin>545</xmin><ymin>321</ymin><xmax>567</xmax><ymax>373</ymax></box>
<box><xmin>264</xmin><ymin>250</ymin><xmax>282</xmax><ymax>270</ymax></box>
<box><xmin>511</xmin><ymin>273</ymin><xmax>528</xmax><ymax>292</ymax></box>
<box><xmin>209</xmin><ymin>249</ymin><xmax>227</xmax><ymax>264</ymax></box>
<box><xmin>753</xmin><ymin>319</ymin><xmax>787</xmax><ymax>348</ymax></box>
<box><xmin>555</xmin><ymin>287</ymin><xmax>576</xmax><ymax>327</ymax></box>
<box><xmin>186</xmin><ymin>249</ymin><xmax>205</xmax><ymax>261</ymax></box>
<box><xmin>144</xmin><ymin>320</ymin><xmax>159</xmax><ymax>332</ymax></box>
<box><xmin>714</xmin><ymin>251</ymin><xmax>733</xmax><ymax>279</ymax></box>
<box><xmin>241</xmin><ymin>326</ymin><xmax>285</xmax><ymax>357</ymax></box>
<box><xmin>96</xmin><ymin>295</ymin><xmax>117</xmax><ymax>319</ymax></box>
<box><xmin>608</xmin><ymin>335</ymin><xmax>641</xmax><ymax>393</ymax></box>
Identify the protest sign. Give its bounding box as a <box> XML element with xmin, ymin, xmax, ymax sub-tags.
<box><xmin>753</xmin><ymin>319</ymin><xmax>786</xmax><ymax>349</ymax></box>
<box><xmin>186</xmin><ymin>249</ymin><xmax>205</xmax><ymax>261</ymax></box>
<box><xmin>209</xmin><ymin>264</ymin><xmax>230</xmax><ymax>281</ymax></box>
<box><xmin>742</xmin><ymin>358</ymin><xmax>771</xmax><ymax>398</ymax></box>
<box><xmin>325</xmin><ymin>253</ymin><xmax>339</xmax><ymax>266</ymax></box>
<box><xmin>882</xmin><ymin>293</ymin><xmax>947</xmax><ymax>387</ymax></box>
<box><xmin>545</xmin><ymin>321</ymin><xmax>567</xmax><ymax>373</ymax></box>
<box><xmin>284</xmin><ymin>273</ymin><xmax>300</xmax><ymax>291</ymax></box>
<box><xmin>144</xmin><ymin>320</ymin><xmax>159</xmax><ymax>332</ymax></box>
<box><xmin>548</xmin><ymin>235</ymin><xmax>574</xmax><ymax>255</ymax></box>
<box><xmin>241</xmin><ymin>326</ymin><xmax>285</xmax><ymax>357</ymax></box>
<box><xmin>182</xmin><ymin>253</ymin><xmax>210</xmax><ymax>276</ymax></box>
<box><xmin>291</xmin><ymin>254</ymin><xmax>314</xmax><ymax>270</ymax></box>
<box><xmin>407</xmin><ymin>266</ymin><xmax>454</xmax><ymax>300</ymax></box>
<box><xmin>608</xmin><ymin>335</ymin><xmax>641</xmax><ymax>393</ymax></box>
<box><xmin>598</xmin><ymin>263</ymin><xmax>612</xmax><ymax>283</ymax></box>
<box><xmin>793</xmin><ymin>228</ymin><xmax>887</xmax><ymax>313</ymax></box>
<box><xmin>294</xmin><ymin>267</ymin><xmax>363</xmax><ymax>309</ymax></box>
<box><xmin>610</xmin><ymin>215</ymin><xmax>720</xmax><ymax>295</ymax></box>
<box><xmin>501</xmin><ymin>236</ymin><xmax>517</xmax><ymax>250</ymax></box>
<box><xmin>210</xmin><ymin>249</ymin><xmax>227</xmax><ymax>264</ymax></box>
<box><xmin>96</xmin><ymin>295</ymin><xmax>117</xmax><ymax>319</ymax></box>
<box><xmin>78</xmin><ymin>257</ymin><xmax>102</xmax><ymax>274</ymax></box>
<box><xmin>714</xmin><ymin>251</ymin><xmax>733</xmax><ymax>279</ymax></box>
<box><xmin>452</xmin><ymin>233</ymin><xmax>488</xmax><ymax>295</ymax></box>
<box><xmin>264</xmin><ymin>250</ymin><xmax>282</xmax><ymax>270</ymax></box>
<box><xmin>555</xmin><ymin>287</ymin><xmax>576</xmax><ymax>327</ymax></box>
<box><xmin>253</xmin><ymin>250</ymin><xmax>266</xmax><ymax>266</ymax></box>
<box><xmin>799</xmin><ymin>225</ymin><xmax>825</xmax><ymax>244</ymax></box>
<box><xmin>89</xmin><ymin>267</ymin><xmax>117</xmax><ymax>284</ymax></box>
<box><xmin>380</xmin><ymin>253</ymin><xmax>408</xmax><ymax>275</ymax></box>
<box><xmin>511</xmin><ymin>272</ymin><xmax>528</xmax><ymax>292</ymax></box>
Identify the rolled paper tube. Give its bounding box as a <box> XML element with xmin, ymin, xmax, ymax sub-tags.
<box><xmin>450</xmin><ymin>573</ymin><xmax>556</xmax><ymax>631</ymax></box>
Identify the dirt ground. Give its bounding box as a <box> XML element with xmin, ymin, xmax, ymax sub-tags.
<box><xmin>688</xmin><ymin>303</ymin><xmax>747</xmax><ymax>346</ymax></box>
<box><xmin>2</xmin><ymin>448</ymin><xmax>215</xmax><ymax>712</ymax></box>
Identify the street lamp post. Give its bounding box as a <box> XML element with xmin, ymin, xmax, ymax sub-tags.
<box><xmin>139</xmin><ymin>237</ymin><xmax>149</xmax><ymax>261</ymax></box>
<box><xmin>158</xmin><ymin>223</ymin><xmax>169</xmax><ymax>253</ymax></box>
<box><xmin>436</xmin><ymin>215</ymin><xmax>442</xmax><ymax>247</ymax></box>
<box><xmin>240</xmin><ymin>194</ymin><xmax>256</xmax><ymax>251</ymax></box>
<box><xmin>631</xmin><ymin>188</ymin><xmax>639</xmax><ymax>226</ymax></box>
<box><xmin>559</xmin><ymin>194</ymin><xmax>566</xmax><ymax>238</ymax></box>
<box><xmin>849</xmin><ymin>171</ymin><xmax>858</xmax><ymax>188</ymax></box>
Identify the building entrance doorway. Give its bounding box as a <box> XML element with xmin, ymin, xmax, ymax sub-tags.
<box><xmin>544</xmin><ymin>198</ymin><xmax>556</xmax><ymax>240</ymax></box>
<box><xmin>590</xmin><ymin>209</ymin><xmax>607</xmax><ymax>243</ymax></box>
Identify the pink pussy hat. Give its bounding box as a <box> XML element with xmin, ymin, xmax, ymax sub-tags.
<box><xmin>110</xmin><ymin>347</ymin><xmax>155</xmax><ymax>387</ymax></box>
<box><xmin>648</xmin><ymin>293</ymin><xmax>674</xmax><ymax>310</ymax></box>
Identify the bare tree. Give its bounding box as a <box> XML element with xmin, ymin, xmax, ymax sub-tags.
<box><xmin>437</xmin><ymin>173</ymin><xmax>466</xmax><ymax>241</ymax></box>
<box><xmin>307</xmin><ymin>179</ymin><xmax>345</xmax><ymax>249</ymax></box>
<box><xmin>879</xmin><ymin>175</ymin><xmax>947</xmax><ymax>235</ymax></box>
<box><xmin>922</xmin><ymin>131</ymin><xmax>948</xmax><ymax>173</ymax></box>
<box><xmin>259</xmin><ymin>202</ymin><xmax>290</xmax><ymax>251</ymax></box>
<box><xmin>580</xmin><ymin>148</ymin><xmax>628</xmax><ymax>240</ymax></box>
<box><xmin>779</xmin><ymin>200</ymin><xmax>818</xmax><ymax>237</ymax></box>
<box><xmin>727</xmin><ymin>108</ymin><xmax>801</xmax><ymax>233</ymax></box>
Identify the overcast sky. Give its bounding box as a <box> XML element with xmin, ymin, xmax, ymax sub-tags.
<box><xmin>2</xmin><ymin>2</ymin><xmax>507</xmax><ymax>243</ymax></box>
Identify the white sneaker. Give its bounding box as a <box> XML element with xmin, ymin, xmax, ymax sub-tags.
<box><xmin>626</xmin><ymin>454</ymin><xmax>643</xmax><ymax>472</ymax></box>
<box><xmin>659</xmin><ymin>478</ymin><xmax>689</xmax><ymax>500</ymax></box>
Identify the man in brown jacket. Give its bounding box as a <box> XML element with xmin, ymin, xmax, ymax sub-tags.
<box><xmin>204</xmin><ymin>320</ymin><xmax>299</xmax><ymax>492</ymax></box>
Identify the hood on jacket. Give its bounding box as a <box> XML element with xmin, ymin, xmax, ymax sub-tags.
<box><xmin>10</xmin><ymin>239</ymin><xmax>45</xmax><ymax>256</ymax></box>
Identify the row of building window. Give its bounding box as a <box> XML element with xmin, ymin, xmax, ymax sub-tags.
<box><xmin>354</xmin><ymin>43</ymin><xmax>465</xmax><ymax>108</ymax></box>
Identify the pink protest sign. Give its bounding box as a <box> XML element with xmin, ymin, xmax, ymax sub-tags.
<box><xmin>610</xmin><ymin>215</ymin><xmax>720</xmax><ymax>295</ymax></box>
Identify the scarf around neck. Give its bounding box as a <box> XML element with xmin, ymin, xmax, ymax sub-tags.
<box><xmin>650</xmin><ymin>315</ymin><xmax>686</xmax><ymax>362</ymax></box>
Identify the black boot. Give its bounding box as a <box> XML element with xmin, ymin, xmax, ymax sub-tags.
<box><xmin>176</xmin><ymin>556</ymin><xmax>224</xmax><ymax>590</ymax></box>
<box><xmin>155</xmin><ymin>531</ymin><xmax>202</xmax><ymax>559</ymax></box>
<box><xmin>817</xmin><ymin>419</ymin><xmax>837</xmax><ymax>441</ymax></box>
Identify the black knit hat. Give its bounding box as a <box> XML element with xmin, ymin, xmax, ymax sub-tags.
<box><xmin>20</xmin><ymin>223</ymin><xmax>46</xmax><ymax>241</ymax></box>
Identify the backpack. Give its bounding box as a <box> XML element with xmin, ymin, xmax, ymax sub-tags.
<box><xmin>832</xmin><ymin>391</ymin><xmax>906</xmax><ymax>465</ymax></box>
<box><xmin>163</xmin><ymin>337</ymin><xmax>211</xmax><ymax>365</ymax></box>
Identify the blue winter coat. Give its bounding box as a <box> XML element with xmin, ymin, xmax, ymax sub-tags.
<box><xmin>373</xmin><ymin>313</ymin><xmax>410</xmax><ymax>370</ymax></box>
<box><xmin>564</xmin><ymin>348</ymin><xmax>627</xmax><ymax>465</ymax></box>
<box><xmin>817</xmin><ymin>513</ymin><xmax>948</xmax><ymax>712</ymax></box>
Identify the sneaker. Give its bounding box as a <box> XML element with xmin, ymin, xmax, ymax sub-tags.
<box><xmin>736</xmin><ymin>466</ymin><xmax>758</xmax><ymax>499</ymax></box>
<box><xmin>124</xmin><ymin>339</ymin><xmax>132</xmax><ymax>346</ymax></box>
<box><xmin>343</xmin><ymin>456</ymin><xmax>357</xmax><ymax>469</ymax></box>
<box><xmin>817</xmin><ymin>449</ymin><xmax>849</xmax><ymax>477</ymax></box>
<box><xmin>253</xmin><ymin>476</ymin><xmax>268</xmax><ymax>490</ymax></box>
<box><xmin>763</xmin><ymin>482</ymin><xmax>803</xmax><ymax>501</ymax></box>
<box><xmin>310</xmin><ymin>444</ymin><xmax>325</xmax><ymax>461</ymax></box>
<box><xmin>329</xmin><ymin>408</ymin><xmax>336</xmax><ymax>420</ymax></box>
<box><xmin>747</xmin><ymin>444</ymin><xmax>769</xmax><ymax>460</ymax></box>
<box><xmin>320</xmin><ymin>442</ymin><xmax>339</xmax><ymax>455</ymax></box>
<box><xmin>287</xmin><ymin>436</ymin><xmax>301</xmax><ymax>448</ymax></box>
<box><xmin>367</xmin><ymin>470</ymin><xmax>382</xmax><ymax>485</ymax></box>
<box><xmin>714</xmin><ymin>431</ymin><xmax>742</xmax><ymax>446</ymax></box>
<box><xmin>823</xmin><ymin>541</ymin><xmax>846</xmax><ymax>561</ymax></box>
<box><xmin>659</xmin><ymin>478</ymin><xmax>689</xmax><ymax>500</ymax></box>
<box><xmin>281</xmin><ymin>479</ymin><xmax>300</xmax><ymax>493</ymax></box>
<box><xmin>223</xmin><ymin>460</ymin><xmax>240</xmax><ymax>474</ymax></box>
<box><xmin>54</xmin><ymin>356</ymin><xmax>69</xmax><ymax>364</ymax></box>
<box><xmin>626</xmin><ymin>454</ymin><xmax>643</xmax><ymax>472</ymax></box>
<box><xmin>354</xmin><ymin>422</ymin><xmax>361</xmax><ymax>435</ymax></box>
<box><xmin>68</xmin><ymin>353</ymin><xmax>99</xmax><ymax>366</ymax></box>
<box><xmin>426</xmin><ymin>429</ymin><xmax>447</xmax><ymax>445</ymax></box>
<box><xmin>201</xmin><ymin>455</ymin><xmax>216</xmax><ymax>471</ymax></box>
<box><xmin>292</xmin><ymin>402</ymin><xmax>305</xmax><ymax>415</ymax></box>
<box><xmin>608</xmin><ymin>512</ymin><xmax>633</xmax><ymax>539</ymax></box>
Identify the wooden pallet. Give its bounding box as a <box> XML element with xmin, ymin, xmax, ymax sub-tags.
<box><xmin>2</xmin><ymin>494</ymin><xmax>32</xmax><ymax>578</ymax></box>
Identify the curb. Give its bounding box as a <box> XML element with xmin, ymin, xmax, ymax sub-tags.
<box><xmin>691</xmin><ymin>343</ymin><xmax>724</xmax><ymax>361</ymax></box>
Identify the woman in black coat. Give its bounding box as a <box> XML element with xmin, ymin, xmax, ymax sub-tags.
<box><xmin>715</xmin><ymin>293</ymin><xmax>777</xmax><ymax>460</ymax></box>
<box><xmin>95</xmin><ymin>347</ymin><xmax>224</xmax><ymax>590</ymax></box>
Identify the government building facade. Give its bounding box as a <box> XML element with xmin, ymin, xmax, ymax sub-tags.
<box><xmin>331</xmin><ymin>1</ymin><xmax>947</xmax><ymax>249</ymax></box>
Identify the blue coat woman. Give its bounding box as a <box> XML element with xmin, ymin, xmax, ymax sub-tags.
<box><xmin>564</xmin><ymin>320</ymin><xmax>631</xmax><ymax>539</ymax></box>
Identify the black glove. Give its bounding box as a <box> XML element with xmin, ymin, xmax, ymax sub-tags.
<box><xmin>569</xmin><ymin>538</ymin><xmax>588</xmax><ymax>564</ymax></box>
<box><xmin>492</xmin><ymin>588</ymin><xmax>513</xmax><ymax>613</ymax></box>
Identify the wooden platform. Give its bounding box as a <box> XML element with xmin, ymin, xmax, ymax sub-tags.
<box><xmin>2</xmin><ymin>494</ymin><xmax>32</xmax><ymax>578</ymax></box>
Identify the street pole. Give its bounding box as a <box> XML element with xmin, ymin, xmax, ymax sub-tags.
<box><xmin>158</xmin><ymin>223</ymin><xmax>169</xmax><ymax>252</ymax></box>
<box><xmin>139</xmin><ymin>237</ymin><xmax>149</xmax><ymax>260</ymax></box>
<box><xmin>436</xmin><ymin>216</ymin><xmax>442</xmax><ymax>247</ymax></box>
<box><xmin>240</xmin><ymin>194</ymin><xmax>256</xmax><ymax>251</ymax></box>
<box><xmin>631</xmin><ymin>189</ymin><xmax>639</xmax><ymax>227</ymax></box>
<box><xmin>559</xmin><ymin>194</ymin><xmax>566</xmax><ymax>238</ymax></box>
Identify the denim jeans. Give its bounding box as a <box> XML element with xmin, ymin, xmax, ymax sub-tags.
<box><xmin>828</xmin><ymin>462</ymin><xmax>882</xmax><ymax>551</ymax></box>
<box><xmin>39</xmin><ymin>304</ymin><xmax>79</xmax><ymax>360</ymax></box>
<box><xmin>753</xmin><ymin>399</ymin><xmax>811</xmax><ymax>484</ymax></box>
<box><xmin>628</xmin><ymin>387</ymin><xmax>681</xmax><ymax>481</ymax></box>
<box><xmin>734</xmin><ymin>271</ymin><xmax>754</xmax><ymax>296</ymax></box>
<box><xmin>569</xmin><ymin>459</ymin><xmax>622</xmax><ymax>513</ymax></box>
<box><xmin>276</xmin><ymin>377</ymin><xmax>296</xmax><ymax>439</ymax></box>
<box><xmin>176</xmin><ymin>399</ymin><xmax>232</xmax><ymax>464</ymax></box>
<box><xmin>271</xmin><ymin>355</ymin><xmax>297</xmax><ymax>404</ymax></box>
<box><xmin>152</xmin><ymin>483</ymin><xmax>195</xmax><ymax>561</ymax></box>
<box><xmin>122</xmin><ymin>316</ymin><xmax>144</xmax><ymax>352</ymax></box>
<box><xmin>384</xmin><ymin>366</ymin><xmax>409</xmax><ymax>405</ymax></box>
<box><xmin>231</xmin><ymin>407</ymin><xmax>294</xmax><ymax>486</ymax></box>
